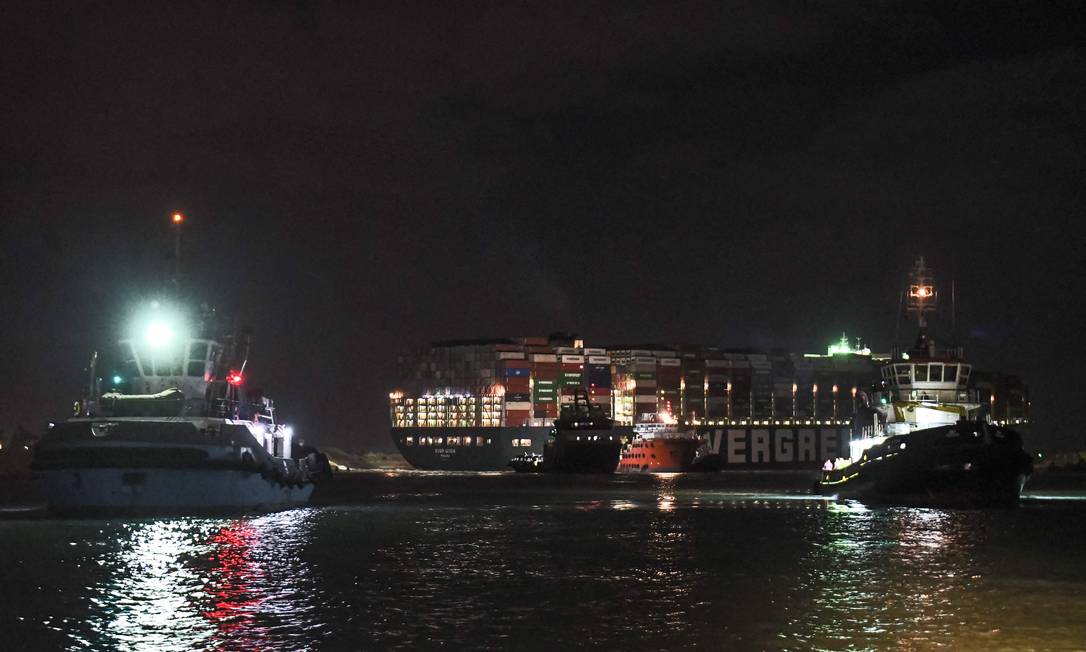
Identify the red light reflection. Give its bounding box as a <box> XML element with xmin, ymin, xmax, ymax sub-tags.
<box><xmin>202</xmin><ymin>521</ymin><xmax>266</xmax><ymax>643</ymax></box>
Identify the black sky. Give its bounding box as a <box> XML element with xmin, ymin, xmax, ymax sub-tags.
<box><xmin>2</xmin><ymin>1</ymin><xmax>1084</xmax><ymax>451</ymax></box>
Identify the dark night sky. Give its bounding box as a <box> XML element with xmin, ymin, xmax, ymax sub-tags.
<box><xmin>2</xmin><ymin>2</ymin><xmax>1084</xmax><ymax>452</ymax></box>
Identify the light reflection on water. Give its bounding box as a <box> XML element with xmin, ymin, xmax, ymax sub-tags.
<box><xmin>75</xmin><ymin>509</ymin><xmax>323</xmax><ymax>651</ymax></box>
<box><xmin>1</xmin><ymin>475</ymin><xmax>1085</xmax><ymax>651</ymax></box>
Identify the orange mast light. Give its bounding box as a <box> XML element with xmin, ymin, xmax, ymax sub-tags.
<box><xmin>172</xmin><ymin>212</ymin><xmax>184</xmax><ymax>224</ymax></box>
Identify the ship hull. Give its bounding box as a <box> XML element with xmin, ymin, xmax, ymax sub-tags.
<box><xmin>392</xmin><ymin>424</ymin><xmax>852</xmax><ymax>471</ymax></box>
<box><xmin>818</xmin><ymin>424</ymin><xmax>1032</xmax><ymax>507</ymax></box>
<box><xmin>37</xmin><ymin>467</ymin><xmax>314</xmax><ymax>516</ymax></box>
<box><xmin>393</xmin><ymin>426</ymin><xmax>560</xmax><ymax>471</ymax></box>
<box><xmin>689</xmin><ymin>425</ymin><xmax>852</xmax><ymax>470</ymax></box>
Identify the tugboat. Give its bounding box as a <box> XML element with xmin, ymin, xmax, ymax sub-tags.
<box><xmin>617</xmin><ymin>409</ymin><xmax>701</xmax><ymax>473</ymax></box>
<box><xmin>817</xmin><ymin>257</ymin><xmax>1032</xmax><ymax>506</ymax></box>
<box><xmin>508</xmin><ymin>451</ymin><xmax>543</xmax><ymax>473</ymax></box>
<box><xmin>540</xmin><ymin>388</ymin><xmax>622</xmax><ymax>473</ymax></box>
<box><xmin>31</xmin><ymin>215</ymin><xmax>330</xmax><ymax>515</ymax></box>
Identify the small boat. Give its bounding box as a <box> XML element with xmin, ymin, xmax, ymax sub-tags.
<box><xmin>508</xmin><ymin>452</ymin><xmax>543</xmax><ymax>473</ymax></box>
<box><xmin>816</xmin><ymin>257</ymin><xmax>1032</xmax><ymax>506</ymax></box>
<box><xmin>617</xmin><ymin>410</ymin><xmax>701</xmax><ymax>473</ymax></box>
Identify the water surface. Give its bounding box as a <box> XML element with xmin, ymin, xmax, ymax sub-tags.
<box><xmin>2</xmin><ymin>472</ymin><xmax>1084</xmax><ymax>650</ymax></box>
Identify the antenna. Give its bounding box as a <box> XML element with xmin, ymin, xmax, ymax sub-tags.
<box><xmin>951</xmin><ymin>278</ymin><xmax>957</xmax><ymax>343</ymax></box>
<box><xmin>894</xmin><ymin>276</ymin><xmax>905</xmax><ymax>345</ymax></box>
<box><xmin>171</xmin><ymin>212</ymin><xmax>185</xmax><ymax>297</ymax></box>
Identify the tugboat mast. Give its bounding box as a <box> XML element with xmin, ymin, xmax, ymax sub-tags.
<box><xmin>905</xmin><ymin>256</ymin><xmax>937</xmax><ymax>349</ymax></box>
<box><xmin>171</xmin><ymin>212</ymin><xmax>184</xmax><ymax>297</ymax></box>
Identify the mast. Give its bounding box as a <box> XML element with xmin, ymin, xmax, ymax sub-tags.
<box><xmin>905</xmin><ymin>256</ymin><xmax>937</xmax><ymax>347</ymax></box>
<box><xmin>171</xmin><ymin>212</ymin><xmax>184</xmax><ymax>298</ymax></box>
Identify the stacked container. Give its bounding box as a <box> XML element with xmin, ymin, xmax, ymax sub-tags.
<box><xmin>630</xmin><ymin>353</ymin><xmax>657</xmax><ymax>421</ymax></box>
<box><xmin>680</xmin><ymin>350</ymin><xmax>705</xmax><ymax>422</ymax></box>
<box><xmin>656</xmin><ymin>355</ymin><xmax>681</xmax><ymax>417</ymax></box>
<box><xmin>584</xmin><ymin>350</ymin><xmax>612</xmax><ymax>417</ymax></box>
<box><xmin>498</xmin><ymin>350</ymin><xmax>531</xmax><ymax>426</ymax></box>
<box><xmin>750</xmin><ymin>354</ymin><xmax>773</xmax><ymax>419</ymax></box>
<box><xmin>705</xmin><ymin>357</ymin><xmax>729</xmax><ymax>420</ymax></box>
<box><xmin>559</xmin><ymin>353</ymin><xmax>585</xmax><ymax>409</ymax></box>
<box><xmin>531</xmin><ymin>353</ymin><xmax>559</xmax><ymax>422</ymax></box>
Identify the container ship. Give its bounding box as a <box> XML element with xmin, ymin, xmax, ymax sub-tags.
<box><xmin>390</xmin><ymin>334</ymin><xmax>1030</xmax><ymax>472</ymax></box>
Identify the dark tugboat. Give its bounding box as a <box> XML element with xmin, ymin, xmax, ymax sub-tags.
<box><xmin>817</xmin><ymin>257</ymin><xmax>1032</xmax><ymax>506</ymax></box>
<box><xmin>540</xmin><ymin>388</ymin><xmax>623</xmax><ymax>473</ymax></box>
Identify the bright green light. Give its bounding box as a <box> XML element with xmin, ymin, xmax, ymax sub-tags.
<box><xmin>112</xmin><ymin>375</ymin><xmax>123</xmax><ymax>385</ymax></box>
<box><xmin>827</xmin><ymin>333</ymin><xmax>871</xmax><ymax>356</ymax></box>
<box><xmin>880</xmin><ymin>397</ymin><xmax>888</xmax><ymax>405</ymax></box>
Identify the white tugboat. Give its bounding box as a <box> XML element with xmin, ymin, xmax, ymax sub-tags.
<box><xmin>31</xmin><ymin>216</ymin><xmax>330</xmax><ymax>515</ymax></box>
<box><xmin>817</xmin><ymin>257</ymin><xmax>1032</xmax><ymax>506</ymax></box>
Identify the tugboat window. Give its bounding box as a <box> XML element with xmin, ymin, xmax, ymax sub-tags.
<box><xmin>930</xmin><ymin>364</ymin><xmax>943</xmax><ymax>382</ymax></box>
<box><xmin>944</xmin><ymin>365</ymin><xmax>958</xmax><ymax>383</ymax></box>
<box><xmin>915</xmin><ymin>365</ymin><xmax>928</xmax><ymax>382</ymax></box>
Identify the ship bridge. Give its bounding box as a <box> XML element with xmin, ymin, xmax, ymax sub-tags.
<box><xmin>879</xmin><ymin>355</ymin><xmax>974</xmax><ymax>405</ymax></box>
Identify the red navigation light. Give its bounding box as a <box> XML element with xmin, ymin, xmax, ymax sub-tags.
<box><xmin>172</xmin><ymin>212</ymin><xmax>184</xmax><ymax>224</ymax></box>
<box><xmin>227</xmin><ymin>370</ymin><xmax>244</xmax><ymax>386</ymax></box>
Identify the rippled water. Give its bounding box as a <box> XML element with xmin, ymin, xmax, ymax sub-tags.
<box><xmin>2</xmin><ymin>473</ymin><xmax>1085</xmax><ymax>650</ymax></box>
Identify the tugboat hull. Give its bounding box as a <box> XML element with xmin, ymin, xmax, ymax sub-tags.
<box><xmin>819</xmin><ymin>423</ymin><xmax>1032</xmax><ymax>508</ymax></box>
<box><xmin>37</xmin><ymin>467</ymin><xmax>314</xmax><ymax>516</ymax></box>
<box><xmin>543</xmin><ymin>438</ymin><xmax>622</xmax><ymax>473</ymax></box>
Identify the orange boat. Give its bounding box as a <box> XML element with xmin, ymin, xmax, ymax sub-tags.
<box><xmin>617</xmin><ymin>412</ymin><xmax>701</xmax><ymax>473</ymax></box>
